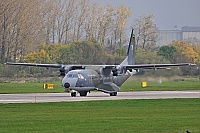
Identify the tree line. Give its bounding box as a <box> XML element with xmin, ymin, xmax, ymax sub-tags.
<box><xmin>0</xmin><ymin>0</ymin><xmax>133</xmax><ymax>63</ymax></box>
<box><xmin>1</xmin><ymin>40</ymin><xmax>200</xmax><ymax>78</ymax></box>
<box><xmin>0</xmin><ymin>41</ymin><xmax>127</xmax><ymax>78</ymax></box>
<box><xmin>24</xmin><ymin>41</ymin><xmax>121</xmax><ymax>65</ymax></box>
<box><xmin>1</xmin><ymin>0</ymin><xmax>199</xmax><ymax>78</ymax></box>
<box><xmin>157</xmin><ymin>41</ymin><xmax>200</xmax><ymax>76</ymax></box>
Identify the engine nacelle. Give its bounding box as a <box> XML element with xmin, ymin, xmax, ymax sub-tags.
<box><xmin>59</xmin><ymin>65</ymin><xmax>85</xmax><ymax>76</ymax></box>
<box><xmin>59</xmin><ymin>66</ymin><xmax>73</xmax><ymax>76</ymax></box>
<box><xmin>59</xmin><ymin>67</ymin><xmax>65</xmax><ymax>76</ymax></box>
<box><xmin>112</xmin><ymin>66</ymin><xmax>126</xmax><ymax>76</ymax></box>
<box><xmin>112</xmin><ymin>67</ymin><xmax>118</xmax><ymax>76</ymax></box>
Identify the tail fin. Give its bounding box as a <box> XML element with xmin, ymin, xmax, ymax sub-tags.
<box><xmin>120</xmin><ymin>29</ymin><xmax>135</xmax><ymax>65</ymax></box>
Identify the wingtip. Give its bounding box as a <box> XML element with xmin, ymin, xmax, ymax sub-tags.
<box><xmin>189</xmin><ymin>63</ymin><xmax>196</xmax><ymax>66</ymax></box>
<box><xmin>4</xmin><ymin>62</ymin><xmax>13</xmax><ymax>65</ymax></box>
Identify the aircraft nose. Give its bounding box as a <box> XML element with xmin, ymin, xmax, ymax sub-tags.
<box><xmin>64</xmin><ymin>83</ymin><xmax>70</xmax><ymax>88</ymax></box>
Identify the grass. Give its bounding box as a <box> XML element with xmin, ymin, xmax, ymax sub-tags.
<box><xmin>0</xmin><ymin>77</ymin><xmax>199</xmax><ymax>94</ymax></box>
<box><xmin>0</xmin><ymin>81</ymin><xmax>63</xmax><ymax>94</ymax></box>
<box><xmin>121</xmin><ymin>78</ymin><xmax>200</xmax><ymax>91</ymax></box>
<box><xmin>0</xmin><ymin>99</ymin><xmax>200</xmax><ymax>133</ymax></box>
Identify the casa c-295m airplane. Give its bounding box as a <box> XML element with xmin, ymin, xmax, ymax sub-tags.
<box><xmin>5</xmin><ymin>29</ymin><xmax>195</xmax><ymax>97</ymax></box>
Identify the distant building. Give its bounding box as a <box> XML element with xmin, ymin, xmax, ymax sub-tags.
<box><xmin>157</xmin><ymin>26</ymin><xmax>200</xmax><ymax>46</ymax></box>
<box><xmin>158</xmin><ymin>30</ymin><xmax>182</xmax><ymax>45</ymax></box>
<box><xmin>181</xmin><ymin>26</ymin><xmax>200</xmax><ymax>44</ymax></box>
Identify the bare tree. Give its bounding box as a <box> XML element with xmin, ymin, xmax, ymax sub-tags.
<box><xmin>133</xmin><ymin>15</ymin><xmax>159</xmax><ymax>51</ymax></box>
<box><xmin>84</xmin><ymin>3</ymin><xmax>100</xmax><ymax>42</ymax></box>
<box><xmin>0</xmin><ymin>0</ymin><xmax>134</xmax><ymax>64</ymax></box>
<box><xmin>75</xmin><ymin>0</ymin><xmax>89</xmax><ymax>41</ymax></box>
<box><xmin>0</xmin><ymin>0</ymin><xmax>47</xmax><ymax>63</ymax></box>
<box><xmin>63</xmin><ymin>0</ymin><xmax>77</xmax><ymax>44</ymax></box>
<box><xmin>114</xmin><ymin>6</ymin><xmax>132</xmax><ymax>47</ymax></box>
<box><xmin>95</xmin><ymin>4</ymin><xmax>115</xmax><ymax>47</ymax></box>
<box><xmin>0</xmin><ymin>0</ymin><xmax>17</xmax><ymax>63</ymax></box>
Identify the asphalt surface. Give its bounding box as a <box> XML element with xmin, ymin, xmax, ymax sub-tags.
<box><xmin>0</xmin><ymin>91</ymin><xmax>200</xmax><ymax>103</ymax></box>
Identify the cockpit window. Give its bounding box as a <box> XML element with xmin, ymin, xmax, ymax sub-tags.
<box><xmin>67</xmin><ymin>73</ymin><xmax>78</xmax><ymax>78</ymax></box>
<box><xmin>78</xmin><ymin>73</ymin><xmax>84</xmax><ymax>79</ymax></box>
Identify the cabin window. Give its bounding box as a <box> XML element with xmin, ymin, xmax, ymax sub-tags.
<box><xmin>78</xmin><ymin>73</ymin><xmax>84</xmax><ymax>79</ymax></box>
<box><xmin>67</xmin><ymin>73</ymin><xmax>78</xmax><ymax>78</ymax></box>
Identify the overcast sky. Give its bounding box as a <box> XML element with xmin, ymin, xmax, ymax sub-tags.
<box><xmin>90</xmin><ymin>0</ymin><xmax>200</xmax><ymax>30</ymax></box>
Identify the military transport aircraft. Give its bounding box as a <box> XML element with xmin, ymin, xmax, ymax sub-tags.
<box><xmin>5</xmin><ymin>29</ymin><xmax>195</xmax><ymax>97</ymax></box>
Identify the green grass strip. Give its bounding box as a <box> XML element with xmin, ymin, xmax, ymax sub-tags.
<box><xmin>121</xmin><ymin>79</ymin><xmax>200</xmax><ymax>91</ymax></box>
<box><xmin>0</xmin><ymin>99</ymin><xmax>200</xmax><ymax>133</ymax></box>
<box><xmin>0</xmin><ymin>79</ymin><xmax>200</xmax><ymax>94</ymax></box>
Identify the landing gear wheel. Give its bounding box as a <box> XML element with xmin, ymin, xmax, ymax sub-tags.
<box><xmin>79</xmin><ymin>91</ymin><xmax>88</xmax><ymax>97</ymax></box>
<box><xmin>110</xmin><ymin>92</ymin><xmax>117</xmax><ymax>96</ymax></box>
<box><xmin>71</xmin><ymin>92</ymin><xmax>77</xmax><ymax>97</ymax></box>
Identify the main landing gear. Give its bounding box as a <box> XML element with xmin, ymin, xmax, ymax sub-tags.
<box><xmin>79</xmin><ymin>91</ymin><xmax>88</xmax><ymax>97</ymax></box>
<box><xmin>70</xmin><ymin>91</ymin><xmax>117</xmax><ymax>97</ymax></box>
<box><xmin>110</xmin><ymin>92</ymin><xmax>117</xmax><ymax>96</ymax></box>
<box><xmin>70</xmin><ymin>91</ymin><xmax>88</xmax><ymax>97</ymax></box>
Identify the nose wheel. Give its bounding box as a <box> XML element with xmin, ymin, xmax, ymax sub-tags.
<box><xmin>71</xmin><ymin>92</ymin><xmax>77</xmax><ymax>97</ymax></box>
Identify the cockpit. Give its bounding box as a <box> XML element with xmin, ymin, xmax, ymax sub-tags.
<box><xmin>66</xmin><ymin>71</ymin><xmax>85</xmax><ymax>79</ymax></box>
<box><xmin>67</xmin><ymin>73</ymin><xmax>78</xmax><ymax>78</ymax></box>
<box><xmin>62</xmin><ymin>70</ymin><xmax>86</xmax><ymax>89</ymax></box>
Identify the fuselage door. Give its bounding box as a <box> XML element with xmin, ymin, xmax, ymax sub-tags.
<box><xmin>76</xmin><ymin>73</ymin><xmax>86</xmax><ymax>87</ymax></box>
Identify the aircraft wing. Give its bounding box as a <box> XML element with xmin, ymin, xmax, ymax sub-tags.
<box><xmin>5</xmin><ymin>62</ymin><xmax>63</xmax><ymax>68</ymax></box>
<box><xmin>81</xmin><ymin>63</ymin><xmax>195</xmax><ymax>70</ymax></box>
<box><xmin>5</xmin><ymin>62</ymin><xmax>115</xmax><ymax>70</ymax></box>
<box><xmin>124</xmin><ymin>63</ymin><xmax>195</xmax><ymax>70</ymax></box>
<box><xmin>5</xmin><ymin>62</ymin><xmax>195</xmax><ymax>71</ymax></box>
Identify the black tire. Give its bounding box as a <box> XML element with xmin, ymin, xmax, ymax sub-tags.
<box><xmin>71</xmin><ymin>92</ymin><xmax>77</xmax><ymax>97</ymax></box>
<box><xmin>110</xmin><ymin>92</ymin><xmax>117</xmax><ymax>96</ymax></box>
<box><xmin>79</xmin><ymin>91</ymin><xmax>88</xmax><ymax>97</ymax></box>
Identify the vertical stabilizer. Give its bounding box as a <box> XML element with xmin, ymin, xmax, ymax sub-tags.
<box><xmin>120</xmin><ymin>29</ymin><xmax>135</xmax><ymax>65</ymax></box>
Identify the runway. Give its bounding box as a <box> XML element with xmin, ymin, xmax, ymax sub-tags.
<box><xmin>0</xmin><ymin>91</ymin><xmax>200</xmax><ymax>103</ymax></box>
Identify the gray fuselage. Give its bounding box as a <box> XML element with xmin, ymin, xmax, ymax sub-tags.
<box><xmin>62</xmin><ymin>68</ymin><xmax>136</xmax><ymax>93</ymax></box>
